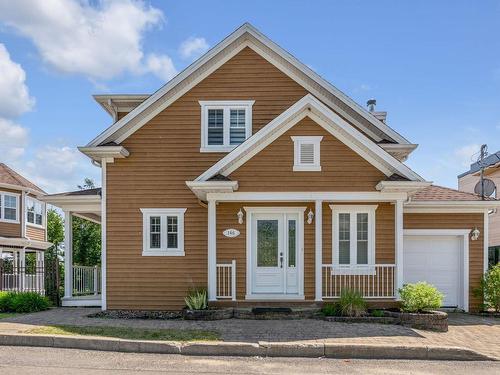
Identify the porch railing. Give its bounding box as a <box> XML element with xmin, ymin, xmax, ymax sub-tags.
<box><xmin>322</xmin><ymin>264</ymin><xmax>396</xmax><ymax>299</ymax></box>
<box><xmin>0</xmin><ymin>264</ymin><xmax>45</xmax><ymax>294</ymax></box>
<box><xmin>73</xmin><ymin>265</ymin><xmax>101</xmax><ymax>296</ymax></box>
<box><xmin>216</xmin><ymin>260</ymin><xmax>236</xmax><ymax>300</ymax></box>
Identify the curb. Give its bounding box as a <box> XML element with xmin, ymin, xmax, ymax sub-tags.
<box><xmin>0</xmin><ymin>334</ymin><xmax>496</xmax><ymax>361</ymax></box>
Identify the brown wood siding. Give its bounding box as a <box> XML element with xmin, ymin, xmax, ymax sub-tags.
<box><xmin>230</xmin><ymin>117</ymin><xmax>386</xmax><ymax>191</ymax></box>
<box><xmin>26</xmin><ymin>225</ymin><xmax>45</xmax><ymax>242</ymax></box>
<box><xmin>404</xmin><ymin>213</ymin><xmax>484</xmax><ymax>311</ymax></box>
<box><xmin>0</xmin><ymin>188</ymin><xmax>22</xmax><ymax>238</ymax></box>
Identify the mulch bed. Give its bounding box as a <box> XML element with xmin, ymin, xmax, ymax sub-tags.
<box><xmin>88</xmin><ymin>310</ymin><xmax>182</xmax><ymax>320</ymax></box>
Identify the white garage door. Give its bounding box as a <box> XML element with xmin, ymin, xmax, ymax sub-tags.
<box><xmin>403</xmin><ymin>235</ymin><xmax>462</xmax><ymax>307</ymax></box>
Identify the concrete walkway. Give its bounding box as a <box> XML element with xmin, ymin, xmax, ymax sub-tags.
<box><xmin>1</xmin><ymin>308</ymin><xmax>499</xmax><ymax>360</ymax></box>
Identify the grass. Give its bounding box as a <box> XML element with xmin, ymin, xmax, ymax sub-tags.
<box><xmin>0</xmin><ymin>312</ymin><xmax>17</xmax><ymax>319</ymax></box>
<box><xmin>25</xmin><ymin>325</ymin><xmax>220</xmax><ymax>342</ymax></box>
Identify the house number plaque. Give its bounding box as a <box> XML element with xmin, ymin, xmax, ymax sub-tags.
<box><xmin>223</xmin><ymin>228</ymin><xmax>240</xmax><ymax>238</ymax></box>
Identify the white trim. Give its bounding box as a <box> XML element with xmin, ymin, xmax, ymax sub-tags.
<box><xmin>63</xmin><ymin>211</ymin><xmax>73</xmax><ymax>299</ymax></box>
<box><xmin>406</xmin><ymin>200</ymin><xmax>500</xmax><ymax>208</ymax></box>
<box><xmin>376</xmin><ymin>181</ymin><xmax>432</xmax><ymax>193</ymax></box>
<box><xmin>484</xmin><ymin>210</ymin><xmax>489</xmax><ymax>274</ymax></box>
<box><xmin>208</xmin><ymin>200</ymin><xmax>217</xmax><ymax>300</ymax></box>
<box><xmin>0</xmin><ymin>191</ymin><xmax>20</xmax><ymax>224</ymax></box>
<box><xmin>395</xmin><ymin>200</ymin><xmax>404</xmax><ymax>298</ymax></box>
<box><xmin>244</xmin><ymin>206</ymin><xmax>306</xmax><ymax>299</ymax></box>
<box><xmin>330</xmin><ymin>205</ymin><xmax>378</xmax><ymax>274</ymax></box>
<box><xmin>185</xmin><ymin>180</ymin><xmax>238</xmax><ymax>201</ymax></box>
<box><xmin>207</xmin><ymin>191</ymin><xmax>408</xmax><ymax>202</ymax></box>
<box><xmin>404</xmin><ymin>207</ymin><xmax>491</xmax><ymax>214</ymax></box>
<box><xmin>403</xmin><ymin>229</ymin><xmax>470</xmax><ymax>311</ymax></box>
<box><xmin>25</xmin><ymin>196</ymin><xmax>46</xmax><ymax>229</ymax></box>
<box><xmin>199</xmin><ymin>100</ymin><xmax>254</xmax><ymax>153</ymax></box>
<box><xmin>62</xmin><ymin>296</ymin><xmax>102</xmax><ymax>307</ymax></box>
<box><xmin>100</xmin><ymin>160</ymin><xmax>107</xmax><ymax>311</ymax></box>
<box><xmin>291</xmin><ymin>136</ymin><xmax>322</xmax><ymax>172</ymax></box>
<box><xmin>315</xmin><ymin>200</ymin><xmax>322</xmax><ymax>301</ymax></box>
<box><xmin>78</xmin><ymin>146</ymin><xmax>129</xmax><ymax>163</ymax></box>
<box><xmin>86</xmin><ymin>23</ymin><xmax>409</xmax><ymax>147</ymax></box>
<box><xmin>196</xmin><ymin>94</ymin><xmax>424</xmax><ymax>182</ymax></box>
<box><xmin>140</xmin><ymin>208</ymin><xmax>187</xmax><ymax>256</ymax></box>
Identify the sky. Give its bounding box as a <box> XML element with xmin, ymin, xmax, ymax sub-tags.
<box><xmin>0</xmin><ymin>0</ymin><xmax>499</xmax><ymax>193</ymax></box>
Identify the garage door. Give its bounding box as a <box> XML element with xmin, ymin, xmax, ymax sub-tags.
<box><xmin>403</xmin><ymin>235</ymin><xmax>461</xmax><ymax>307</ymax></box>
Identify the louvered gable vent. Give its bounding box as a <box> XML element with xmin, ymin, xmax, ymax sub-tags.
<box><xmin>291</xmin><ymin>136</ymin><xmax>323</xmax><ymax>171</ymax></box>
<box><xmin>299</xmin><ymin>142</ymin><xmax>315</xmax><ymax>164</ymax></box>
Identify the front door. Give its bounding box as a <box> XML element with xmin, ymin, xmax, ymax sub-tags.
<box><xmin>249</xmin><ymin>211</ymin><xmax>302</xmax><ymax>297</ymax></box>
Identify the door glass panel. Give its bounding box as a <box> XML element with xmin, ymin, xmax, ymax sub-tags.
<box><xmin>288</xmin><ymin>220</ymin><xmax>296</xmax><ymax>267</ymax></box>
<box><xmin>338</xmin><ymin>213</ymin><xmax>350</xmax><ymax>264</ymax></box>
<box><xmin>257</xmin><ymin>220</ymin><xmax>279</xmax><ymax>267</ymax></box>
<box><xmin>357</xmin><ymin>213</ymin><xmax>368</xmax><ymax>264</ymax></box>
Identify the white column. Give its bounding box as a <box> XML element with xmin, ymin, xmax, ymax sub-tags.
<box><xmin>64</xmin><ymin>211</ymin><xmax>73</xmax><ymax>299</ymax></box>
<box><xmin>36</xmin><ymin>251</ymin><xmax>44</xmax><ymax>292</ymax></box>
<box><xmin>395</xmin><ymin>200</ymin><xmax>404</xmax><ymax>299</ymax></box>
<box><xmin>315</xmin><ymin>200</ymin><xmax>323</xmax><ymax>301</ymax></box>
<box><xmin>484</xmin><ymin>209</ymin><xmax>489</xmax><ymax>273</ymax></box>
<box><xmin>101</xmin><ymin>159</ymin><xmax>108</xmax><ymax>310</ymax></box>
<box><xmin>19</xmin><ymin>248</ymin><xmax>26</xmax><ymax>291</ymax></box>
<box><xmin>207</xmin><ymin>199</ymin><xmax>217</xmax><ymax>301</ymax></box>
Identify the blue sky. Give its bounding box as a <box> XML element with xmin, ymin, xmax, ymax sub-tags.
<box><xmin>0</xmin><ymin>0</ymin><xmax>499</xmax><ymax>192</ymax></box>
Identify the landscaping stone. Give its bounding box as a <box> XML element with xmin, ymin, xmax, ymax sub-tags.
<box><xmin>234</xmin><ymin>307</ymin><xmax>319</xmax><ymax>320</ymax></box>
<box><xmin>387</xmin><ymin>310</ymin><xmax>448</xmax><ymax>332</ymax></box>
<box><xmin>322</xmin><ymin>316</ymin><xmax>398</xmax><ymax>324</ymax></box>
<box><xmin>88</xmin><ymin>310</ymin><xmax>182</xmax><ymax>320</ymax></box>
<box><xmin>182</xmin><ymin>308</ymin><xmax>233</xmax><ymax>320</ymax></box>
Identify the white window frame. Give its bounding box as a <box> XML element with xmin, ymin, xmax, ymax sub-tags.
<box><xmin>199</xmin><ymin>100</ymin><xmax>255</xmax><ymax>152</ymax></box>
<box><xmin>26</xmin><ymin>196</ymin><xmax>46</xmax><ymax>228</ymax></box>
<box><xmin>330</xmin><ymin>205</ymin><xmax>378</xmax><ymax>275</ymax></box>
<box><xmin>291</xmin><ymin>136</ymin><xmax>323</xmax><ymax>171</ymax></box>
<box><xmin>141</xmin><ymin>208</ymin><xmax>186</xmax><ymax>256</ymax></box>
<box><xmin>0</xmin><ymin>191</ymin><xmax>20</xmax><ymax>224</ymax></box>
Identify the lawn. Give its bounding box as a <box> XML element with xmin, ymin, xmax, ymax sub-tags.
<box><xmin>0</xmin><ymin>312</ymin><xmax>17</xmax><ymax>319</ymax></box>
<box><xmin>25</xmin><ymin>325</ymin><xmax>220</xmax><ymax>342</ymax></box>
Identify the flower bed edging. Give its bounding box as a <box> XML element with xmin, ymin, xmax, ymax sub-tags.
<box><xmin>322</xmin><ymin>316</ymin><xmax>398</xmax><ymax>324</ymax></box>
<box><xmin>182</xmin><ymin>308</ymin><xmax>234</xmax><ymax>320</ymax></box>
<box><xmin>387</xmin><ymin>310</ymin><xmax>448</xmax><ymax>332</ymax></box>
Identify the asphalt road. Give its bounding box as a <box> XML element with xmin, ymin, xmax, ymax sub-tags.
<box><xmin>0</xmin><ymin>346</ymin><xmax>498</xmax><ymax>374</ymax></box>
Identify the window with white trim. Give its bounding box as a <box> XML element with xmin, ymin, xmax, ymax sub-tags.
<box><xmin>199</xmin><ymin>100</ymin><xmax>254</xmax><ymax>152</ymax></box>
<box><xmin>330</xmin><ymin>205</ymin><xmax>377</xmax><ymax>274</ymax></box>
<box><xmin>291</xmin><ymin>136</ymin><xmax>322</xmax><ymax>171</ymax></box>
<box><xmin>26</xmin><ymin>197</ymin><xmax>45</xmax><ymax>227</ymax></box>
<box><xmin>141</xmin><ymin>208</ymin><xmax>186</xmax><ymax>256</ymax></box>
<box><xmin>0</xmin><ymin>191</ymin><xmax>19</xmax><ymax>223</ymax></box>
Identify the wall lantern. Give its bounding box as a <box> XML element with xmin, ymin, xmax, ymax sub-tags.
<box><xmin>470</xmin><ymin>227</ymin><xmax>480</xmax><ymax>241</ymax></box>
<box><xmin>237</xmin><ymin>209</ymin><xmax>244</xmax><ymax>224</ymax></box>
<box><xmin>307</xmin><ymin>209</ymin><xmax>314</xmax><ymax>224</ymax></box>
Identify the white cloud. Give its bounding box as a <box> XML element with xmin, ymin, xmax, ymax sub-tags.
<box><xmin>0</xmin><ymin>118</ymin><xmax>29</xmax><ymax>162</ymax></box>
<box><xmin>0</xmin><ymin>0</ymin><xmax>176</xmax><ymax>81</ymax></box>
<box><xmin>454</xmin><ymin>143</ymin><xmax>480</xmax><ymax>168</ymax></box>
<box><xmin>179</xmin><ymin>37</ymin><xmax>209</xmax><ymax>59</ymax></box>
<box><xmin>0</xmin><ymin>43</ymin><xmax>34</xmax><ymax>118</ymax></box>
<box><xmin>145</xmin><ymin>53</ymin><xmax>177</xmax><ymax>81</ymax></box>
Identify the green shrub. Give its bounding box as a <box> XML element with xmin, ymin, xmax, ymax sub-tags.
<box><xmin>338</xmin><ymin>289</ymin><xmax>367</xmax><ymax>317</ymax></box>
<box><xmin>321</xmin><ymin>302</ymin><xmax>341</xmax><ymax>316</ymax></box>
<box><xmin>474</xmin><ymin>264</ymin><xmax>500</xmax><ymax>312</ymax></box>
<box><xmin>371</xmin><ymin>309</ymin><xmax>385</xmax><ymax>317</ymax></box>
<box><xmin>399</xmin><ymin>282</ymin><xmax>443</xmax><ymax>312</ymax></box>
<box><xmin>0</xmin><ymin>292</ymin><xmax>49</xmax><ymax>313</ymax></box>
<box><xmin>184</xmin><ymin>288</ymin><xmax>208</xmax><ymax>310</ymax></box>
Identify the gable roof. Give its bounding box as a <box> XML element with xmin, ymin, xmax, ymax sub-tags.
<box><xmin>458</xmin><ymin>150</ymin><xmax>500</xmax><ymax>178</ymax></box>
<box><xmin>196</xmin><ymin>94</ymin><xmax>424</xmax><ymax>182</ymax></box>
<box><xmin>411</xmin><ymin>185</ymin><xmax>495</xmax><ymax>202</ymax></box>
<box><xmin>0</xmin><ymin>163</ymin><xmax>45</xmax><ymax>194</ymax></box>
<box><xmin>86</xmin><ymin>23</ymin><xmax>411</xmax><ymax>148</ymax></box>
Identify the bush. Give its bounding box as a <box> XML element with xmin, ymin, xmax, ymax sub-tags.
<box><xmin>0</xmin><ymin>292</ymin><xmax>50</xmax><ymax>313</ymax></box>
<box><xmin>321</xmin><ymin>302</ymin><xmax>341</xmax><ymax>317</ymax></box>
<box><xmin>474</xmin><ymin>264</ymin><xmax>500</xmax><ymax>312</ymax></box>
<box><xmin>338</xmin><ymin>289</ymin><xmax>367</xmax><ymax>317</ymax></box>
<box><xmin>184</xmin><ymin>288</ymin><xmax>208</xmax><ymax>310</ymax></box>
<box><xmin>399</xmin><ymin>282</ymin><xmax>443</xmax><ymax>312</ymax></box>
<box><xmin>371</xmin><ymin>309</ymin><xmax>385</xmax><ymax>318</ymax></box>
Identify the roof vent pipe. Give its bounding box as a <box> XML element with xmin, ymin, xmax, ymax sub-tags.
<box><xmin>367</xmin><ymin>99</ymin><xmax>376</xmax><ymax>112</ymax></box>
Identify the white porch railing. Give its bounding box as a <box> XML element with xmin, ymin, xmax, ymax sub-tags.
<box><xmin>1</xmin><ymin>273</ymin><xmax>45</xmax><ymax>293</ymax></box>
<box><xmin>216</xmin><ymin>260</ymin><xmax>236</xmax><ymax>300</ymax></box>
<box><xmin>322</xmin><ymin>264</ymin><xmax>396</xmax><ymax>298</ymax></box>
<box><xmin>73</xmin><ymin>265</ymin><xmax>101</xmax><ymax>296</ymax></box>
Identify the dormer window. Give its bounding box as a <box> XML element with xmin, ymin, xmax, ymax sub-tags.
<box><xmin>291</xmin><ymin>136</ymin><xmax>323</xmax><ymax>171</ymax></box>
<box><xmin>199</xmin><ymin>100</ymin><xmax>254</xmax><ymax>152</ymax></box>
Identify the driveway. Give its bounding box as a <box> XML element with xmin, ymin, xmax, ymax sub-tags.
<box><xmin>1</xmin><ymin>308</ymin><xmax>499</xmax><ymax>359</ymax></box>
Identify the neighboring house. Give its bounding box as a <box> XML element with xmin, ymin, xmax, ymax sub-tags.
<box><xmin>0</xmin><ymin>163</ymin><xmax>51</xmax><ymax>293</ymax></box>
<box><xmin>42</xmin><ymin>24</ymin><xmax>499</xmax><ymax>312</ymax></box>
<box><xmin>458</xmin><ymin>151</ymin><xmax>500</xmax><ymax>266</ymax></box>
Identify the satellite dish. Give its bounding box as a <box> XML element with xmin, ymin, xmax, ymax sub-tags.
<box><xmin>474</xmin><ymin>179</ymin><xmax>496</xmax><ymax>197</ymax></box>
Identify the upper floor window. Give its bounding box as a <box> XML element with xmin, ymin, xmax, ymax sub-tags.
<box><xmin>199</xmin><ymin>100</ymin><xmax>254</xmax><ymax>152</ymax></box>
<box><xmin>26</xmin><ymin>197</ymin><xmax>45</xmax><ymax>227</ymax></box>
<box><xmin>291</xmin><ymin>136</ymin><xmax>323</xmax><ymax>171</ymax></box>
<box><xmin>330</xmin><ymin>205</ymin><xmax>378</xmax><ymax>274</ymax></box>
<box><xmin>140</xmin><ymin>208</ymin><xmax>187</xmax><ymax>256</ymax></box>
<box><xmin>0</xmin><ymin>191</ymin><xmax>19</xmax><ymax>223</ymax></box>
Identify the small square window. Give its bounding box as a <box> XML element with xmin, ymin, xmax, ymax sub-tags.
<box><xmin>141</xmin><ymin>208</ymin><xmax>186</xmax><ymax>256</ymax></box>
<box><xmin>291</xmin><ymin>136</ymin><xmax>323</xmax><ymax>171</ymax></box>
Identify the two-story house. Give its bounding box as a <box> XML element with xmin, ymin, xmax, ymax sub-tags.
<box><xmin>459</xmin><ymin>150</ymin><xmax>500</xmax><ymax>266</ymax></box>
<box><xmin>43</xmin><ymin>24</ymin><xmax>499</xmax><ymax>312</ymax></box>
<box><xmin>0</xmin><ymin>163</ymin><xmax>50</xmax><ymax>292</ymax></box>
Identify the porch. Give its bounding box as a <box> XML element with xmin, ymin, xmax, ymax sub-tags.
<box><xmin>0</xmin><ymin>248</ymin><xmax>46</xmax><ymax>294</ymax></box>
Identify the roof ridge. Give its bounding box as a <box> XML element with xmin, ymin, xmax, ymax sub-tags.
<box><xmin>0</xmin><ymin>163</ymin><xmax>46</xmax><ymax>194</ymax></box>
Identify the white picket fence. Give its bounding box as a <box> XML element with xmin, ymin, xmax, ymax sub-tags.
<box><xmin>216</xmin><ymin>260</ymin><xmax>236</xmax><ymax>300</ymax></box>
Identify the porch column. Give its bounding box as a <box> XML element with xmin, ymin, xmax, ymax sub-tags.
<box><xmin>36</xmin><ymin>251</ymin><xmax>44</xmax><ymax>292</ymax></box>
<box><xmin>395</xmin><ymin>200</ymin><xmax>404</xmax><ymax>299</ymax></box>
<box><xmin>207</xmin><ymin>199</ymin><xmax>217</xmax><ymax>301</ymax></box>
<box><xmin>315</xmin><ymin>200</ymin><xmax>323</xmax><ymax>301</ymax></box>
<box><xmin>19</xmin><ymin>248</ymin><xmax>26</xmax><ymax>291</ymax></box>
<box><xmin>64</xmin><ymin>211</ymin><xmax>73</xmax><ymax>299</ymax></box>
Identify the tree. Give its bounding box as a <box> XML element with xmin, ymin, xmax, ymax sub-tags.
<box><xmin>72</xmin><ymin>178</ymin><xmax>101</xmax><ymax>266</ymax></box>
<box><xmin>47</xmin><ymin>208</ymin><xmax>64</xmax><ymax>262</ymax></box>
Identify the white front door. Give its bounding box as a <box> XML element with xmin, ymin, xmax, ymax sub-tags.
<box><xmin>249</xmin><ymin>210</ymin><xmax>303</xmax><ymax>297</ymax></box>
